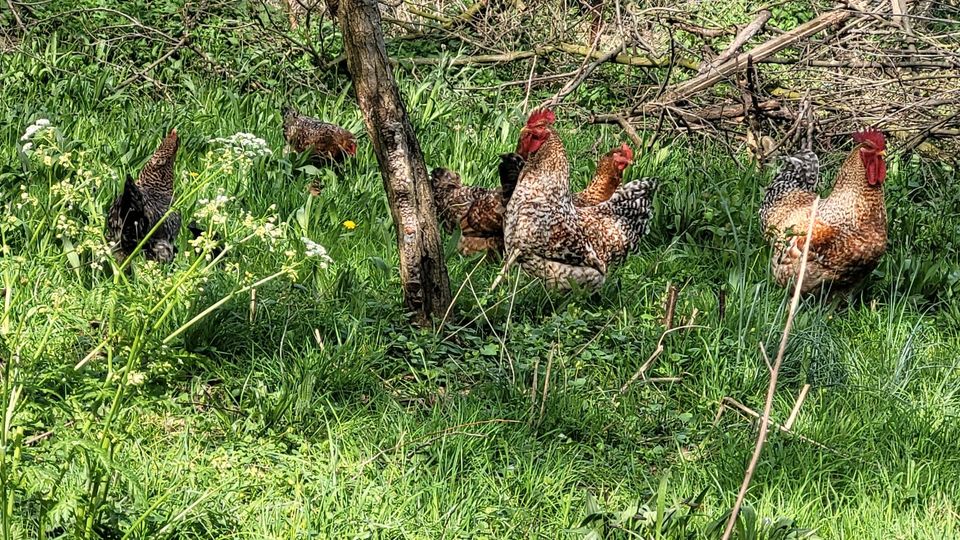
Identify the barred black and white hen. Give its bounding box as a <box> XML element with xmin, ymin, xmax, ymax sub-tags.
<box><xmin>106</xmin><ymin>129</ymin><xmax>181</xmax><ymax>264</ymax></box>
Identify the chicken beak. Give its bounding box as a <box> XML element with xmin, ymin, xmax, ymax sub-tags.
<box><xmin>878</xmin><ymin>149</ymin><xmax>886</xmax><ymax>157</ymax></box>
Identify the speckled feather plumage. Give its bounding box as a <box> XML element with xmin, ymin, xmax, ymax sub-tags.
<box><xmin>431</xmin><ymin>153</ymin><xmax>524</xmax><ymax>256</ymax></box>
<box><xmin>760</xmin><ymin>141</ymin><xmax>888</xmax><ymax>294</ymax></box>
<box><xmin>282</xmin><ymin>107</ymin><xmax>356</xmax><ymax>165</ymax></box>
<box><xmin>504</xmin><ymin>128</ymin><xmax>656</xmax><ymax>289</ymax></box>
<box><xmin>759</xmin><ymin>150</ymin><xmax>819</xmax><ymax>226</ymax></box>
<box><xmin>106</xmin><ymin>129</ymin><xmax>181</xmax><ymax>264</ymax></box>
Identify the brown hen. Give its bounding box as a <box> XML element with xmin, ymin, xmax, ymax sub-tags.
<box><xmin>432</xmin><ymin>153</ymin><xmax>524</xmax><ymax>257</ymax></box>
<box><xmin>106</xmin><ymin>129</ymin><xmax>181</xmax><ymax>264</ymax></box>
<box><xmin>760</xmin><ymin>130</ymin><xmax>888</xmax><ymax>294</ymax></box>
<box><xmin>282</xmin><ymin>107</ymin><xmax>356</xmax><ymax>194</ymax></box>
<box><xmin>572</xmin><ymin>143</ymin><xmax>634</xmax><ymax>207</ymax></box>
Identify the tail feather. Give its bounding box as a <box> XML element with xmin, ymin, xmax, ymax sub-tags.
<box><xmin>606</xmin><ymin>178</ymin><xmax>657</xmax><ymax>243</ymax></box>
<box><xmin>760</xmin><ymin>150</ymin><xmax>819</xmax><ymax>222</ymax></box>
<box><xmin>106</xmin><ymin>174</ymin><xmax>146</xmax><ymax>251</ymax></box>
<box><xmin>497</xmin><ymin>153</ymin><xmax>524</xmax><ymax>198</ymax></box>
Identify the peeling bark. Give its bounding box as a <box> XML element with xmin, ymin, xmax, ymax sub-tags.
<box><xmin>337</xmin><ymin>0</ymin><xmax>451</xmax><ymax>325</ymax></box>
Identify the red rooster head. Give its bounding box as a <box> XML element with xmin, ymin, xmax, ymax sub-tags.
<box><xmin>516</xmin><ymin>109</ymin><xmax>556</xmax><ymax>159</ymax></box>
<box><xmin>854</xmin><ymin>129</ymin><xmax>886</xmax><ymax>186</ymax></box>
<box><xmin>613</xmin><ymin>143</ymin><xmax>634</xmax><ymax>172</ymax></box>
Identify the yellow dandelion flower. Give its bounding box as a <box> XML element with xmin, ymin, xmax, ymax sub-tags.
<box><xmin>189</xmin><ymin>171</ymin><xmax>199</xmax><ymax>178</ymax></box>
<box><xmin>343</xmin><ymin>220</ymin><xmax>357</xmax><ymax>230</ymax></box>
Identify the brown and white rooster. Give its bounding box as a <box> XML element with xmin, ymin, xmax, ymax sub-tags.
<box><xmin>502</xmin><ymin>109</ymin><xmax>657</xmax><ymax>289</ymax></box>
<box><xmin>432</xmin><ymin>153</ymin><xmax>525</xmax><ymax>257</ymax></box>
<box><xmin>760</xmin><ymin>130</ymin><xmax>888</xmax><ymax>294</ymax></box>
<box><xmin>433</xmin><ymin>142</ymin><xmax>633</xmax><ymax>258</ymax></box>
<box><xmin>106</xmin><ymin>129</ymin><xmax>181</xmax><ymax>264</ymax></box>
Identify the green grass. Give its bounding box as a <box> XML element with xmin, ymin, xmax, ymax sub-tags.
<box><xmin>2</xmin><ymin>16</ymin><xmax>960</xmax><ymax>540</ymax></box>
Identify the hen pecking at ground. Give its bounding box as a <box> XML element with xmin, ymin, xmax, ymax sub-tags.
<box><xmin>106</xmin><ymin>128</ymin><xmax>182</xmax><ymax>265</ymax></box>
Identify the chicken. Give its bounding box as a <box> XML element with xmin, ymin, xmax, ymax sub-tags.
<box><xmin>431</xmin><ymin>153</ymin><xmax>524</xmax><ymax>257</ymax></box>
<box><xmin>760</xmin><ymin>130</ymin><xmax>888</xmax><ymax>294</ymax></box>
<box><xmin>432</xmin><ymin>140</ymin><xmax>632</xmax><ymax>258</ymax></box>
<box><xmin>106</xmin><ymin>129</ymin><xmax>181</xmax><ymax>264</ymax></box>
<box><xmin>503</xmin><ymin>109</ymin><xmax>657</xmax><ymax>289</ymax></box>
<box><xmin>282</xmin><ymin>107</ymin><xmax>356</xmax><ymax>163</ymax></box>
<box><xmin>282</xmin><ymin>107</ymin><xmax>357</xmax><ymax>195</ymax></box>
<box><xmin>572</xmin><ymin>143</ymin><xmax>634</xmax><ymax>207</ymax></box>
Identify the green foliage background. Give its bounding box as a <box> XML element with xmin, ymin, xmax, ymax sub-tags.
<box><xmin>1</xmin><ymin>0</ymin><xmax>959</xmax><ymax>538</ymax></box>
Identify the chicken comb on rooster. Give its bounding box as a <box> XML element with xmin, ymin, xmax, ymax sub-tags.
<box><xmin>618</xmin><ymin>143</ymin><xmax>634</xmax><ymax>162</ymax></box>
<box><xmin>525</xmin><ymin>109</ymin><xmax>556</xmax><ymax>128</ymax></box>
<box><xmin>853</xmin><ymin>129</ymin><xmax>885</xmax><ymax>151</ymax></box>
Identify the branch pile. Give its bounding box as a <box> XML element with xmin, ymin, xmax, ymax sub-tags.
<box><xmin>348</xmin><ymin>0</ymin><xmax>960</xmax><ymax>157</ymax></box>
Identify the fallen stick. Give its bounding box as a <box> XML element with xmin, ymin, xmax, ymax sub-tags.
<box><xmin>668</xmin><ymin>18</ymin><xmax>732</xmax><ymax>39</ymax></box>
<box><xmin>783</xmin><ymin>384</ymin><xmax>811</xmax><ymax>430</ymax></box>
<box><xmin>396</xmin><ymin>43</ymin><xmax>699</xmax><ymax>71</ymax></box>
<box><xmin>716</xmin><ymin>396</ymin><xmax>855</xmax><ymax>461</ymax></box>
<box><xmin>657</xmin><ymin>9</ymin><xmax>852</xmax><ymax>106</ymax></box>
<box><xmin>698</xmin><ymin>10</ymin><xmax>771</xmax><ymax>75</ymax></box>
<box><xmin>540</xmin><ymin>39</ymin><xmax>624</xmax><ymax>109</ymax></box>
<box><xmin>616</xmin><ymin>309</ymin><xmax>701</xmax><ymax>403</ymax></box>
<box><xmin>6</xmin><ymin>0</ymin><xmax>26</xmax><ymax>33</ymax></box>
<box><xmin>115</xmin><ymin>36</ymin><xmax>190</xmax><ymax>90</ymax></box>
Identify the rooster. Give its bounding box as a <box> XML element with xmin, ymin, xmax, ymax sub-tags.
<box><xmin>760</xmin><ymin>130</ymin><xmax>888</xmax><ymax>294</ymax></box>
<box><xmin>432</xmin><ymin>153</ymin><xmax>525</xmax><ymax>257</ymax></box>
<box><xmin>572</xmin><ymin>143</ymin><xmax>634</xmax><ymax>207</ymax></box>
<box><xmin>433</xmin><ymin>142</ymin><xmax>633</xmax><ymax>258</ymax></box>
<box><xmin>282</xmin><ymin>106</ymin><xmax>357</xmax><ymax>195</ymax></box>
<box><xmin>106</xmin><ymin>129</ymin><xmax>181</xmax><ymax>264</ymax></box>
<box><xmin>503</xmin><ymin>109</ymin><xmax>657</xmax><ymax>289</ymax></box>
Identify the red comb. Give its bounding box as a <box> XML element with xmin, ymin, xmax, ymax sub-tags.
<box><xmin>526</xmin><ymin>109</ymin><xmax>556</xmax><ymax>127</ymax></box>
<box><xmin>618</xmin><ymin>143</ymin><xmax>634</xmax><ymax>161</ymax></box>
<box><xmin>853</xmin><ymin>129</ymin><xmax>885</xmax><ymax>150</ymax></box>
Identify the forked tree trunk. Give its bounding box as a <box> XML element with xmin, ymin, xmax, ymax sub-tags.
<box><xmin>336</xmin><ymin>0</ymin><xmax>452</xmax><ymax>325</ymax></box>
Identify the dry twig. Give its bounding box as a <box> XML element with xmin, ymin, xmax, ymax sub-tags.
<box><xmin>720</xmin><ymin>197</ymin><xmax>820</xmax><ymax>540</ymax></box>
<box><xmin>616</xmin><ymin>308</ymin><xmax>701</xmax><ymax>403</ymax></box>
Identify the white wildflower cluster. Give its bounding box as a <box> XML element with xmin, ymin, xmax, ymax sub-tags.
<box><xmin>301</xmin><ymin>237</ymin><xmax>333</xmax><ymax>269</ymax></box>
<box><xmin>209</xmin><ymin>132</ymin><xmax>272</xmax><ymax>157</ymax></box>
<box><xmin>208</xmin><ymin>132</ymin><xmax>273</xmax><ymax>170</ymax></box>
<box><xmin>195</xmin><ymin>193</ymin><xmax>233</xmax><ymax>225</ymax></box>
<box><xmin>49</xmin><ymin>160</ymin><xmax>98</xmax><ymax>209</ymax></box>
<box><xmin>1</xmin><ymin>213</ymin><xmax>18</xmax><ymax>230</ymax></box>
<box><xmin>54</xmin><ymin>214</ymin><xmax>80</xmax><ymax>239</ymax></box>
<box><xmin>126</xmin><ymin>370</ymin><xmax>146</xmax><ymax>387</ymax></box>
<box><xmin>20</xmin><ymin>118</ymin><xmax>53</xmax><ymax>154</ymax></box>
<box><xmin>242</xmin><ymin>212</ymin><xmax>285</xmax><ymax>245</ymax></box>
<box><xmin>188</xmin><ymin>230</ymin><xmax>221</xmax><ymax>261</ymax></box>
<box><xmin>16</xmin><ymin>185</ymin><xmax>38</xmax><ymax>210</ymax></box>
<box><xmin>82</xmin><ymin>239</ymin><xmax>113</xmax><ymax>269</ymax></box>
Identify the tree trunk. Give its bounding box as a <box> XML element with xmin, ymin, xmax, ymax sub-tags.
<box><xmin>337</xmin><ymin>0</ymin><xmax>452</xmax><ymax>326</ymax></box>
